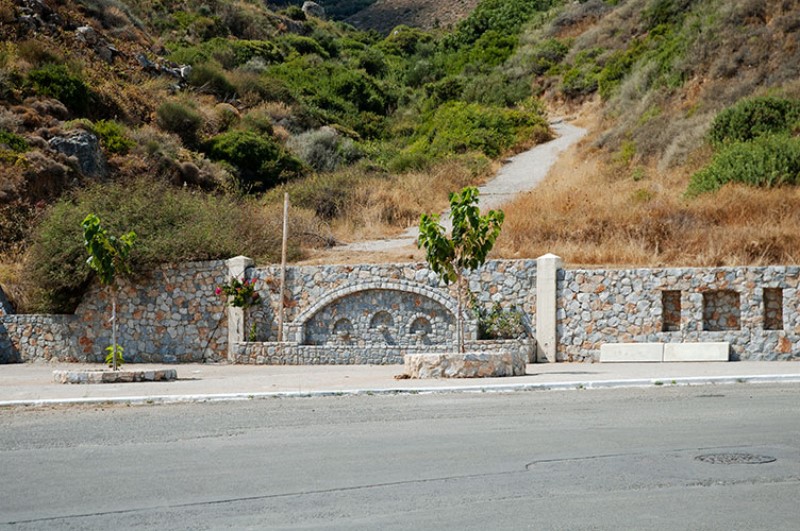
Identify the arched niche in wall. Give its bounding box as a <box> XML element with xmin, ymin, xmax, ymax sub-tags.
<box><xmin>293</xmin><ymin>282</ymin><xmax>460</xmax><ymax>346</ymax></box>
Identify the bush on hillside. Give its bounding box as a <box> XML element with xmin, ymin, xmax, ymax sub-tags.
<box><xmin>709</xmin><ymin>97</ymin><xmax>800</xmax><ymax>146</ymax></box>
<box><xmin>287</xmin><ymin>127</ymin><xmax>361</xmax><ymax>173</ymax></box>
<box><xmin>27</xmin><ymin>64</ymin><xmax>90</xmax><ymax>115</ymax></box>
<box><xmin>187</xmin><ymin>63</ymin><xmax>236</xmax><ymax>98</ymax></box>
<box><xmin>205</xmin><ymin>130</ymin><xmax>304</xmax><ymax>192</ymax></box>
<box><xmin>410</xmin><ymin>101</ymin><xmax>550</xmax><ymax>158</ymax></box>
<box><xmin>156</xmin><ymin>101</ymin><xmax>204</xmax><ymax>147</ymax></box>
<box><xmin>24</xmin><ymin>179</ymin><xmax>297</xmax><ymax>313</ymax></box>
<box><xmin>93</xmin><ymin>120</ymin><xmax>135</xmax><ymax>155</ymax></box>
<box><xmin>687</xmin><ymin>134</ymin><xmax>800</xmax><ymax>195</ymax></box>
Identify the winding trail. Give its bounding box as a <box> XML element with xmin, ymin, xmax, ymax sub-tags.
<box><xmin>338</xmin><ymin>119</ymin><xmax>587</xmax><ymax>254</ymax></box>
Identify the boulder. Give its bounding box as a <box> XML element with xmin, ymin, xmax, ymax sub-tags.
<box><xmin>49</xmin><ymin>130</ymin><xmax>108</xmax><ymax>178</ymax></box>
<box><xmin>403</xmin><ymin>351</ymin><xmax>526</xmax><ymax>378</ymax></box>
<box><xmin>302</xmin><ymin>1</ymin><xmax>325</xmax><ymax>19</ymax></box>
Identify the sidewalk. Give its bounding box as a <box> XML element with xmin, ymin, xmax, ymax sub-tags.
<box><xmin>1</xmin><ymin>361</ymin><xmax>800</xmax><ymax>407</ymax></box>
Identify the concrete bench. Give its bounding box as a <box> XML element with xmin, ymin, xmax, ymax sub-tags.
<box><xmin>600</xmin><ymin>342</ymin><xmax>729</xmax><ymax>362</ymax></box>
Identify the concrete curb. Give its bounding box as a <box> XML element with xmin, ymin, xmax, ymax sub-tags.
<box><xmin>2</xmin><ymin>374</ymin><xmax>799</xmax><ymax>408</ymax></box>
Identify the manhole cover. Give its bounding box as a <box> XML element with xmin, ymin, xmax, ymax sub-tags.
<box><xmin>695</xmin><ymin>453</ymin><xmax>776</xmax><ymax>465</ymax></box>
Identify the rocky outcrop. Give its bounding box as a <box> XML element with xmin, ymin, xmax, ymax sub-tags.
<box><xmin>302</xmin><ymin>1</ymin><xmax>326</xmax><ymax>19</ymax></box>
<box><xmin>48</xmin><ymin>130</ymin><xmax>107</xmax><ymax>178</ymax></box>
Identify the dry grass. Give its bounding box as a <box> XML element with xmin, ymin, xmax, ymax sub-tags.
<box><xmin>329</xmin><ymin>158</ymin><xmax>497</xmax><ymax>242</ymax></box>
<box><xmin>493</xmin><ymin>133</ymin><xmax>800</xmax><ymax>267</ymax></box>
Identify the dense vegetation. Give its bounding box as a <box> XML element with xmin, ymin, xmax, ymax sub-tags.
<box><xmin>3</xmin><ymin>0</ymin><xmax>800</xmax><ymax>311</ymax></box>
<box><xmin>0</xmin><ymin>0</ymin><xmax>554</xmax><ymax>311</ymax></box>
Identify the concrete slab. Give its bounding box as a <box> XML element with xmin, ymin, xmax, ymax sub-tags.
<box><xmin>600</xmin><ymin>343</ymin><xmax>663</xmax><ymax>362</ymax></box>
<box><xmin>664</xmin><ymin>342</ymin><xmax>729</xmax><ymax>362</ymax></box>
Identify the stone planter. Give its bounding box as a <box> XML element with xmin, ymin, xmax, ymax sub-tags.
<box><xmin>53</xmin><ymin>368</ymin><xmax>178</xmax><ymax>384</ymax></box>
<box><xmin>403</xmin><ymin>351</ymin><xmax>526</xmax><ymax>378</ymax></box>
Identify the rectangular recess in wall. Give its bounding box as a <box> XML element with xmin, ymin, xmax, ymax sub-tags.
<box><xmin>702</xmin><ymin>290</ymin><xmax>740</xmax><ymax>331</ymax></box>
<box><xmin>763</xmin><ymin>288</ymin><xmax>784</xmax><ymax>330</ymax></box>
<box><xmin>661</xmin><ymin>290</ymin><xmax>681</xmax><ymax>332</ymax></box>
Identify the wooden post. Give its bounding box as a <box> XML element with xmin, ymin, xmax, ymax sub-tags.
<box><xmin>277</xmin><ymin>193</ymin><xmax>289</xmax><ymax>342</ymax></box>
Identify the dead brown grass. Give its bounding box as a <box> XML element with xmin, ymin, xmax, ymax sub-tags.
<box><xmin>493</xmin><ymin>135</ymin><xmax>800</xmax><ymax>267</ymax></box>
<box><xmin>329</xmin><ymin>158</ymin><xmax>498</xmax><ymax>243</ymax></box>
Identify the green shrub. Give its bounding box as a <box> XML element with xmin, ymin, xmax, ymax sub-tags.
<box><xmin>187</xmin><ymin>63</ymin><xmax>236</xmax><ymax>98</ymax></box>
<box><xmin>25</xmin><ymin>179</ymin><xmax>293</xmax><ymax>313</ymax></box>
<box><xmin>526</xmin><ymin>38</ymin><xmax>570</xmax><ymax>76</ymax></box>
<box><xmin>205</xmin><ymin>130</ymin><xmax>304</xmax><ymax>192</ymax></box>
<box><xmin>280</xmin><ymin>35</ymin><xmax>329</xmax><ymax>58</ymax></box>
<box><xmin>411</xmin><ymin>101</ymin><xmax>549</xmax><ymax>158</ymax></box>
<box><xmin>27</xmin><ymin>64</ymin><xmax>90</xmax><ymax>114</ymax></box>
<box><xmin>273</xmin><ymin>172</ymin><xmax>361</xmax><ymax>219</ymax></box>
<box><xmin>709</xmin><ymin>97</ymin><xmax>800</xmax><ymax>147</ymax></box>
<box><xmin>561</xmin><ymin>48</ymin><xmax>603</xmax><ymax>98</ymax></box>
<box><xmin>476</xmin><ymin>303</ymin><xmax>526</xmax><ymax>340</ymax></box>
<box><xmin>287</xmin><ymin>127</ymin><xmax>361</xmax><ymax>173</ymax></box>
<box><xmin>93</xmin><ymin>120</ymin><xmax>135</xmax><ymax>155</ymax></box>
<box><xmin>156</xmin><ymin>101</ymin><xmax>203</xmax><ymax>146</ymax></box>
<box><xmin>687</xmin><ymin>134</ymin><xmax>800</xmax><ymax>195</ymax></box>
<box><xmin>445</xmin><ymin>0</ymin><xmax>558</xmax><ymax>50</ymax></box>
<box><xmin>0</xmin><ymin>130</ymin><xmax>29</xmax><ymax>153</ymax></box>
<box><xmin>281</xmin><ymin>5</ymin><xmax>306</xmax><ymax>21</ymax></box>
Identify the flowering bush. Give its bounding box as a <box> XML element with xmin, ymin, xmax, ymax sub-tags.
<box><xmin>216</xmin><ymin>277</ymin><xmax>261</xmax><ymax>308</ymax></box>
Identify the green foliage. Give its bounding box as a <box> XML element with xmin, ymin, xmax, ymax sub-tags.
<box><xmin>597</xmin><ymin>40</ymin><xmax>646</xmax><ymax>99</ymax></box>
<box><xmin>0</xmin><ymin>130</ymin><xmax>29</xmax><ymax>153</ymax></box>
<box><xmin>419</xmin><ymin>186</ymin><xmax>504</xmax><ymax>285</ymax></box>
<box><xmin>27</xmin><ymin>179</ymin><xmax>291</xmax><ymax>313</ymax></box>
<box><xmin>216</xmin><ymin>277</ymin><xmax>261</xmax><ymax>308</ymax></box>
<box><xmin>81</xmin><ymin>213</ymin><xmax>137</xmax><ymax>286</ymax></box>
<box><xmin>27</xmin><ymin>64</ymin><xmax>90</xmax><ymax>114</ymax></box>
<box><xmin>643</xmin><ymin>0</ymin><xmax>693</xmax><ymax>30</ymax></box>
<box><xmin>378</xmin><ymin>25</ymin><xmax>433</xmax><ymax>57</ymax></box>
<box><xmin>561</xmin><ymin>48</ymin><xmax>603</xmax><ymax>98</ymax></box>
<box><xmin>411</xmin><ymin>101</ymin><xmax>549</xmax><ymax>158</ymax></box>
<box><xmin>93</xmin><ymin>120</ymin><xmax>135</xmax><ymax>155</ymax></box>
<box><xmin>418</xmin><ymin>186</ymin><xmax>504</xmax><ymax>352</ymax></box>
<box><xmin>205</xmin><ymin>130</ymin><xmax>304</xmax><ymax>192</ymax></box>
<box><xmin>526</xmin><ymin>38</ymin><xmax>570</xmax><ymax>76</ymax></box>
<box><xmin>187</xmin><ymin>63</ymin><xmax>236</xmax><ymax>98</ymax></box>
<box><xmin>687</xmin><ymin>134</ymin><xmax>800</xmax><ymax>195</ymax></box>
<box><xmin>280</xmin><ymin>34</ymin><xmax>329</xmax><ymax>58</ymax></box>
<box><xmin>156</xmin><ymin>101</ymin><xmax>203</xmax><ymax>146</ymax></box>
<box><xmin>476</xmin><ymin>303</ymin><xmax>526</xmax><ymax>340</ymax></box>
<box><xmin>445</xmin><ymin>0</ymin><xmax>559</xmax><ymax>50</ymax></box>
<box><xmin>709</xmin><ymin>97</ymin><xmax>800</xmax><ymax>147</ymax></box>
<box><xmin>105</xmin><ymin>344</ymin><xmax>125</xmax><ymax>369</ymax></box>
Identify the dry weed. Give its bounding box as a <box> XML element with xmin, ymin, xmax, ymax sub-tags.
<box><xmin>494</xmin><ymin>133</ymin><xmax>800</xmax><ymax>267</ymax></box>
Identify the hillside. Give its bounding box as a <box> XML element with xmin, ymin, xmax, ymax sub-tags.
<box><xmin>344</xmin><ymin>0</ymin><xmax>482</xmax><ymax>34</ymax></box>
<box><xmin>1</xmin><ymin>0</ymin><xmax>800</xmax><ymax>313</ymax></box>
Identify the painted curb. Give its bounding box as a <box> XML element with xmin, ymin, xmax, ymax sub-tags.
<box><xmin>1</xmin><ymin>374</ymin><xmax>799</xmax><ymax>408</ymax></box>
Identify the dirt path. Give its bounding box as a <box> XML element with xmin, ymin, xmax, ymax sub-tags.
<box><xmin>336</xmin><ymin>119</ymin><xmax>587</xmax><ymax>256</ymax></box>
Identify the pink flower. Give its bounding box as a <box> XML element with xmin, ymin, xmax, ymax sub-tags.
<box><xmin>215</xmin><ymin>287</ymin><xmax>222</xmax><ymax>295</ymax></box>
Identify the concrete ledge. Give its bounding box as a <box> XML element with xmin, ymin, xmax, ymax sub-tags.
<box><xmin>403</xmin><ymin>352</ymin><xmax>526</xmax><ymax>378</ymax></box>
<box><xmin>600</xmin><ymin>343</ymin><xmax>663</xmax><ymax>363</ymax></box>
<box><xmin>53</xmin><ymin>369</ymin><xmax>178</xmax><ymax>384</ymax></box>
<box><xmin>664</xmin><ymin>342</ymin><xmax>729</xmax><ymax>362</ymax></box>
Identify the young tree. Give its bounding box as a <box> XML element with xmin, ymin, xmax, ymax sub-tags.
<box><xmin>81</xmin><ymin>214</ymin><xmax>136</xmax><ymax>370</ymax></box>
<box><xmin>418</xmin><ymin>186</ymin><xmax>504</xmax><ymax>353</ymax></box>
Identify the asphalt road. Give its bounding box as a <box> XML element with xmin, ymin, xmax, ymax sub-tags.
<box><xmin>1</xmin><ymin>384</ymin><xmax>799</xmax><ymax>530</ymax></box>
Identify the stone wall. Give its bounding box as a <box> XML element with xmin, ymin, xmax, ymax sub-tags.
<box><xmin>0</xmin><ymin>315</ymin><xmax>78</xmax><ymax>363</ymax></box>
<box><xmin>71</xmin><ymin>260</ymin><xmax>228</xmax><ymax>363</ymax></box>
<box><xmin>1</xmin><ymin>261</ymin><xmax>228</xmax><ymax>363</ymax></box>
<box><xmin>4</xmin><ymin>255</ymin><xmax>800</xmax><ymax>364</ymax></box>
<box><xmin>250</xmin><ymin>260</ymin><xmax>538</xmax><ymax>344</ymax></box>
<box><xmin>558</xmin><ymin>266</ymin><xmax>800</xmax><ymax>361</ymax></box>
<box><xmin>233</xmin><ymin>339</ymin><xmax>536</xmax><ymax>365</ymax></box>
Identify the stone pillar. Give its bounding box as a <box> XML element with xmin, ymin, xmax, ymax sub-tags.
<box><xmin>536</xmin><ymin>253</ymin><xmax>563</xmax><ymax>362</ymax></box>
<box><xmin>225</xmin><ymin>256</ymin><xmax>254</xmax><ymax>362</ymax></box>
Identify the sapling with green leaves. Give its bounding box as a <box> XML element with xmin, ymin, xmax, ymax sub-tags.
<box><xmin>418</xmin><ymin>186</ymin><xmax>504</xmax><ymax>353</ymax></box>
<box><xmin>81</xmin><ymin>214</ymin><xmax>136</xmax><ymax>370</ymax></box>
